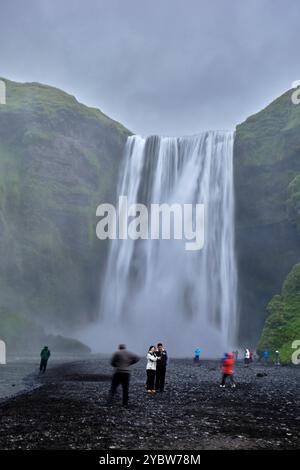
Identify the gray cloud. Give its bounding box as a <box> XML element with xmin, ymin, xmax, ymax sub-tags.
<box><xmin>0</xmin><ymin>0</ymin><xmax>300</xmax><ymax>135</ymax></box>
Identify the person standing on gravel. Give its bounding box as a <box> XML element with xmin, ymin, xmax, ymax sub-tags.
<box><xmin>263</xmin><ymin>350</ymin><xmax>270</xmax><ymax>364</ymax></box>
<box><xmin>220</xmin><ymin>352</ymin><xmax>236</xmax><ymax>388</ymax></box>
<box><xmin>275</xmin><ymin>350</ymin><xmax>281</xmax><ymax>365</ymax></box>
<box><xmin>146</xmin><ymin>345</ymin><xmax>160</xmax><ymax>393</ymax></box>
<box><xmin>108</xmin><ymin>344</ymin><xmax>139</xmax><ymax>407</ymax></box>
<box><xmin>155</xmin><ymin>343</ymin><xmax>168</xmax><ymax>392</ymax></box>
<box><xmin>250</xmin><ymin>350</ymin><xmax>254</xmax><ymax>363</ymax></box>
<box><xmin>244</xmin><ymin>348</ymin><xmax>250</xmax><ymax>366</ymax></box>
<box><xmin>194</xmin><ymin>347</ymin><xmax>201</xmax><ymax>363</ymax></box>
<box><xmin>40</xmin><ymin>346</ymin><xmax>51</xmax><ymax>373</ymax></box>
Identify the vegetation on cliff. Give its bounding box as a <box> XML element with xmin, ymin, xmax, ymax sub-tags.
<box><xmin>0</xmin><ymin>78</ymin><xmax>131</xmax><ymax>348</ymax></box>
<box><xmin>257</xmin><ymin>262</ymin><xmax>300</xmax><ymax>362</ymax></box>
<box><xmin>234</xmin><ymin>88</ymin><xmax>300</xmax><ymax>344</ymax></box>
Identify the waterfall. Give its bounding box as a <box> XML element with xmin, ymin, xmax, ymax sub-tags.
<box><xmin>86</xmin><ymin>131</ymin><xmax>237</xmax><ymax>357</ymax></box>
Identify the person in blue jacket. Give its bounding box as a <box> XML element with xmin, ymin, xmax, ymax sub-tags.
<box><xmin>263</xmin><ymin>350</ymin><xmax>269</xmax><ymax>363</ymax></box>
<box><xmin>194</xmin><ymin>347</ymin><xmax>201</xmax><ymax>363</ymax></box>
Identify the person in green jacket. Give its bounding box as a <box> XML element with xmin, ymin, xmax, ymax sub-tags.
<box><xmin>40</xmin><ymin>346</ymin><xmax>51</xmax><ymax>373</ymax></box>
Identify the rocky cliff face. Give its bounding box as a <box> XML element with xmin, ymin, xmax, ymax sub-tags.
<box><xmin>234</xmin><ymin>88</ymin><xmax>300</xmax><ymax>346</ymax></box>
<box><xmin>0</xmin><ymin>78</ymin><xmax>131</xmax><ymax>336</ymax></box>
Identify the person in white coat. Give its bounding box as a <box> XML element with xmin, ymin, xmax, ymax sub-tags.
<box><xmin>146</xmin><ymin>345</ymin><xmax>160</xmax><ymax>393</ymax></box>
<box><xmin>244</xmin><ymin>348</ymin><xmax>250</xmax><ymax>366</ymax></box>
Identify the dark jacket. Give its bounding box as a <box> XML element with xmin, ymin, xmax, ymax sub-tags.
<box><xmin>40</xmin><ymin>347</ymin><xmax>51</xmax><ymax>361</ymax></box>
<box><xmin>156</xmin><ymin>349</ymin><xmax>168</xmax><ymax>369</ymax></box>
<box><xmin>111</xmin><ymin>349</ymin><xmax>140</xmax><ymax>373</ymax></box>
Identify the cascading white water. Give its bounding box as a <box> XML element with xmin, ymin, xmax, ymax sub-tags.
<box><xmin>85</xmin><ymin>131</ymin><xmax>237</xmax><ymax>357</ymax></box>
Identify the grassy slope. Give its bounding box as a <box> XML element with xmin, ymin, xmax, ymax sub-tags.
<box><xmin>258</xmin><ymin>262</ymin><xmax>300</xmax><ymax>362</ymax></box>
<box><xmin>0</xmin><ymin>78</ymin><xmax>129</xmax><ymax>134</ymax></box>
<box><xmin>236</xmin><ymin>89</ymin><xmax>300</xmax><ymax>166</ymax></box>
<box><xmin>234</xmin><ymin>88</ymin><xmax>300</xmax><ymax>344</ymax></box>
<box><xmin>0</xmin><ymin>78</ymin><xmax>131</xmax><ymax>346</ymax></box>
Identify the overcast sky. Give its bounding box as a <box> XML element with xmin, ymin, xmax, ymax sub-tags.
<box><xmin>1</xmin><ymin>0</ymin><xmax>300</xmax><ymax>135</ymax></box>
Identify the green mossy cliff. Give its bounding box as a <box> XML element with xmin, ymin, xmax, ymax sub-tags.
<box><xmin>257</xmin><ymin>263</ymin><xmax>300</xmax><ymax>362</ymax></box>
<box><xmin>234</xmin><ymin>88</ymin><xmax>300</xmax><ymax>346</ymax></box>
<box><xmin>0</xmin><ymin>78</ymin><xmax>131</xmax><ymax>343</ymax></box>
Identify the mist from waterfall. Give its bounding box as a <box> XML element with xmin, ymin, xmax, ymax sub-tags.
<box><xmin>83</xmin><ymin>131</ymin><xmax>237</xmax><ymax>357</ymax></box>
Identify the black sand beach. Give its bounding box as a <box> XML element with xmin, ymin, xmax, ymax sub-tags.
<box><xmin>0</xmin><ymin>358</ymin><xmax>299</xmax><ymax>450</ymax></box>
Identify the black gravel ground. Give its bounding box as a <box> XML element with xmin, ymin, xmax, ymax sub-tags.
<box><xmin>0</xmin><ymin>358</ymin><xmax>299</xmax><ymax>450</ymax></box>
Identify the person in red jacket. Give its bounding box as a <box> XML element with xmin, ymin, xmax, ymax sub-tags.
<box><xmin>220</xmin><ymin>352</ymin><xmax>236</xmax><ymax>388</ymax></box>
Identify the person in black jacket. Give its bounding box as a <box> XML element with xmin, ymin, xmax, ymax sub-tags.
<box><xmin>155</xmin><ymin>343</ymin><xmax>168</xmax><ymax>392</ymax></box>
<box><xmin>108</xmin><ymin>344</ymin><xmax>139</xmax><ymax>406</ymax></box>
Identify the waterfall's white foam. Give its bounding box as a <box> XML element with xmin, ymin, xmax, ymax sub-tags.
<box><xmin>82</xmin><ymin>131</ymin><xmax>237</xmax><ymax>357</ymax></box>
